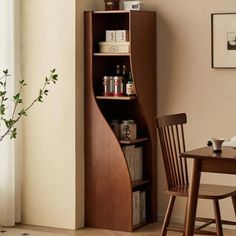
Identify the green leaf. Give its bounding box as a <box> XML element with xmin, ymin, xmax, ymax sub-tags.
<box><xmin>53</xmin><ymin>74</ymin><xmax>58</xmax><ymax>80</ymax></box>
<box><xmin>18</xmin><ymin>109</ymin><xmax>27</xmax><ymax>116</ymax></box>
<box><xmin>4</xmin><ymin>119</ymin><xmax>15</xmax><ymax>128</ymax></box>
<box><xmin>10</xmin><ymin>128</ymin><xmax>17</xmax><ymax>139</ymax></box>
<box><xmin>3</xmin><ymin>69</ymin><xmax>8</xmax><ymax>75</ymax></box>
<box><xmin>0</xmin><ymin>91</ymin><xmax>6</xmax><ymax>96</ymax></box>
<box><xmin>38</xmin><ymin>96</ymin><xmax>43</xmax><ymax>102</ymax></box>
<box><xmin>13</xmin><ymin>93</ymin><xmax>20</xmax><ymax>100</ymax></box>
<box><xmin>0</xmin><ymin>104</ymin><xmax>5</xmax><ymax>115</ymax></box>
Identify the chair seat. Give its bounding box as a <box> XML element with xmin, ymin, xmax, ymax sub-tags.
<box><xmin>166</xmin><ymin>184</ymin><xmax>236</xmax><ymax>199</ymax></box>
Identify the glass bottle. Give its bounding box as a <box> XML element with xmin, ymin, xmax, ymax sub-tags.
<box><xmin>113</xmin><ymin>65</ymin><xmax>124</xmax><ymax>96</ymax></box>
<box><xmin>122</xmin><ymin>65</ymin><xmax>128</xmax><ymax>94</ymax></box>
<box><xmin>116</xmin><ymin>65</ymin><xmax>122</xmax><ymax>76</ymax></box>
<box><xmin>126</xmin><ymin>72</ymin><xmax>136</xmax><ymax>96</ymax></box>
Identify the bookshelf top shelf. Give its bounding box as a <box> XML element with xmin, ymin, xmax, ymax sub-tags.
<box><xmin>120</xmin><ymin>138</ymin><xmax>149</xmax><ymax>145</ymax></box>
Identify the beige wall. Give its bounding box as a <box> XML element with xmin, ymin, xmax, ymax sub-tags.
<box><xmin>21</xmin><ymin>0</ymin><xmax>101</xmax><ymax>230</ymax></box>
<box><xmin>21</xmin><ymin>0</ymin><xmax>76</xmax><ymax>229</ymax></box>
<box><xmin>146</xmin><ymin>0</ymin><xmax>236</xmax><ymax>223</ymax></box>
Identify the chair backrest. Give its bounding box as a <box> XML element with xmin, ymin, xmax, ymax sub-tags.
<box><xmin>155</xmin><ymin>113</ymin><xmax>189</xmax><ymax>190</ymax></box>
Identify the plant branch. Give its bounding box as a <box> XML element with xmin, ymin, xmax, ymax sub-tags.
<box><xmin>0</xmin><ymin>69</ymin><xmax>58</xmax><ymax>142</ymax></box>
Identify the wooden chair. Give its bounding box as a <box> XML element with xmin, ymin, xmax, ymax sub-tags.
<box><xmin>155</xmin><ymin>113</ymin><xmax>236</xmax><ymax>236</ymax></box>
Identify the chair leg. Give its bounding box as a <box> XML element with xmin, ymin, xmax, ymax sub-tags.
<box><xmin>213</xmin><ymin>199</ymin><xmax>223</xmax><ymax>236</ymax></box>
<box><xmin>182</xmin><ymin>197</ymin><xmax>189</xmax><ymax>236</ymax></box>
<box><xmin>231</xmin><ymin>195</ymin><xmax>236</xmax><ymax>217</ymax></box>
<box><xmin>161</xmin><ymin>196</ymin><xmax>176</xmax><ymax>236</ymax></box>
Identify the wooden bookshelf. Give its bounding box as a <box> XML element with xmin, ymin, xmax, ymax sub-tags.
<box><xmin>84</xmin><ymin>10</ymin><xmax>156</xmax><ymax>232</ymax></box>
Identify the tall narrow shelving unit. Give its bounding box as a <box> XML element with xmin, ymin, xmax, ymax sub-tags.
<box><xmin>84</xmin><ymin>10</ymin><xmax>157</xmax><ymax>232</ymax></box>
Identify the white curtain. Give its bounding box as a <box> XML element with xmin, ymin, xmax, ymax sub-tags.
<box><xmin>0</xmin><ymin>0</ymin><xmax>21</xmax><ymax>226</ymax></box>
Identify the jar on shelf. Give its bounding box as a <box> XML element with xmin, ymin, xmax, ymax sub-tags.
<box><xmin>109</xmin><ymin>119</ymin><xmax>120</xmax><ymax>139</ymax></box>
<box><xmin>113</xmin><ymin>76</ymin><xmax>124</xmax><ymax>96</ymax></box>
<box><xmin>103</xmin><ymin>76</ymin><xmax>113</xmax><ymax>96</ymax></box>
<box><xmin>120</xmin><ymin>120</ymin><xmax>137</xmax><ymax>140</ymax></box>
<box><xmin>104</xmin><ymin>0</ymin><xmax>120</xmax><ymax>10</ymax></box>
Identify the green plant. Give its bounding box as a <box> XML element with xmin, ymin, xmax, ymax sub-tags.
<box><xmin>0</xmin><ymin>69</ymin><xmax>58</xmax><ymax>141</ymax></box>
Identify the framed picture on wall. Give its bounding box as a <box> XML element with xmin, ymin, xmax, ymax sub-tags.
<box><xmin>211</xmin><ymin>13</ymin><xmax>236</xmax><ymax>68</ymax></box>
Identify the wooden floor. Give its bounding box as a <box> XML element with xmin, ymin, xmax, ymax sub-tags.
<box><xmin>6</xmin><ymin>223</ymin><xmax>234</xmax><ymax>236</ymax></box>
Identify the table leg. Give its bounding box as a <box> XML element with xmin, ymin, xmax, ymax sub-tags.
<box><xmin>184</xmin><ymin>159</ymin><xmax>201</xmax><ymax>236</ymax></box>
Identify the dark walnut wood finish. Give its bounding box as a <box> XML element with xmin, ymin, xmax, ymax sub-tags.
<box><xmin>181</xmin><ymin>146</ymin><xmax>236</xmax><ymax>236</ymax></box>
<box><xmin>84</xmin><ymin>11</ymin><xmax>157</xmax><ymax>232</ymax></box>
<box><xmin>155</xmin><ymin>113</ymin><xmax>236</xmax><ymax>236</ymax></box>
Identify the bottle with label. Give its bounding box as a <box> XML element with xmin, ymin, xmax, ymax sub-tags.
<box><xmin>113</xmin><ymin>65</ymin><xmax>124</xmax><ymax>96</ymax></box>
<box><xmin>126</xmin><ymin>72</ymin><xmax>136</xmax><ymax>96</ymax></box>
<box><xmin>122</xmin><ymin>65</ymin><xmax>128</xmax><ymax>94</ymax></box>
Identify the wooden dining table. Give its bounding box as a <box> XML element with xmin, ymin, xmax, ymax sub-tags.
<box><xmin>180</xmin><ymin>146</ymin><xmax>236</xmax><ymax>236</ymax></box>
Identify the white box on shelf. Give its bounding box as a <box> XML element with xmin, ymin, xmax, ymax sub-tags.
<box><xmin>123</xmin><ymin>1</ymin><xmax>143</xmax><ymax>11</ymax></box>
<box><xmin>105</xmin><ymin>30</ymin><xmax>116</xmax><ymax>42</ymax></box>
<box><xmin>99</xmin><ymin>42</ymin><xmax>130</xmax><ymax>53</ymax></box>
<box><xmin>116</xmin><ymin>30</ymin><xmax>129</xmax><ymax>42</ymax></box>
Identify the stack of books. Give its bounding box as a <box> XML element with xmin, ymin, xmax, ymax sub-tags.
<box><xmin>133</xmin><ymin>190</ymin><xmax>146</xmax><ymax>225</ymax></box>
<box><xmin>122</xmin><ymin>145</ymin><xmax>143</xmax><ymax>181</ymax></box>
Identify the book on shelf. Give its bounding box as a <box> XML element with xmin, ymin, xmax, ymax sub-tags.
<box><xmin>122</xmin><ymin>145</ymin><xmax>143</xmax><ymax>181</ymax></box>
<box><xmin>132</xmin><ymin>190</ymin><xmax>147</xmax><ymax>225</ymax></box>
<box><xmin>140</xmin><ymin>191</ymin><xmax>146</xmax><ymax>222</ymax></box>
<box><xmin>134</xmin><ymin>147</ymin><xmax>143</xmax><ymax>181</ymax></box>
<box><xmin>133</xmin><ymin>191</ymin><xmax>141</xmax><ymax>225</ymax></box>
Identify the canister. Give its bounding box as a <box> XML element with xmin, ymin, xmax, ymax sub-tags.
<box><xmin>103</xmin><ymin>76</ymin><xmax>113</xmax><ymax>96</ymax></box>
<box><xmin>120</xmin><ymin>120</ymin><xmax>137</xmax><ymax>140</ymax></box>
<box><xmin>104</xmin><ymin>0</ymin><xmax>120</xmax><ymax>10</ymax></box>
<box><xmin>113</xmin><ymin>76</ymin><xmax>124</xmax><ymax>96</ymax></box>
<box><xmin>110</xmin><ymin>119</ymin><xmax>120</xmax><ymax>139</ymax></box>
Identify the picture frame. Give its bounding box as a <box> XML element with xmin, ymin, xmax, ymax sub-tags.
<box><xmin>211</xmin><ymin>13</ymin><xmax>236</xmax><ymax>68</ymax></box>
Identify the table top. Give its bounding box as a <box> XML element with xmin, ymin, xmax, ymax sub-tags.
<box><xmin>180</xmin><ymin>146</ymin><xmax>236</xmax><ymax>160</ymax></box>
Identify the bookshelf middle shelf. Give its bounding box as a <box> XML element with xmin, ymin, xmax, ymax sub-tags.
<box><xmin>120</xmin><ymin>137</ymin><xmax>149</xmax><ymax>145</ymax></box>
<box><xmin>132</xmin><ymin>179</ymin><xmax>150</xmax><ymax>188</ymax></box>
<box><xmin>96</xmin><ymin>96</ymin><xmax>136</xmax><ymax>100</ymax></box>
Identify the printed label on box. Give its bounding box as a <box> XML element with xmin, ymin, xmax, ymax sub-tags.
<box><xmin>106</xmin><ymin>30</ymin><xmax>116</xmax><ymax>42</ymax></box>
<box><xmin>116</xmin><ymin>30</ymin><xmax>129</xmax><ymax>42</ymax></box>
